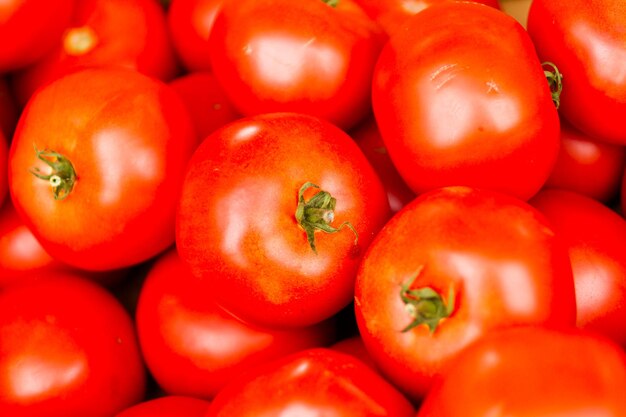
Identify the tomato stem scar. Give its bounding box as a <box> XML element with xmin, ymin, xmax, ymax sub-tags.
<box><xmin>30</xmin><ymin>145</ymin><xmax>77</xmax><ymax>200</ymax></box>
<box><xmin>543</xmin><ymin>61</ymin><xmax>563</xmax><ymax>110</ymax></box>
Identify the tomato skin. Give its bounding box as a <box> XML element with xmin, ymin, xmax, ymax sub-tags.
<box><xmin>417</xmin><ymin>326</ymin><xmax>626</xmax><ymax>416</ymax></box>
<box><xmin>8</xmin><ymin>68</ymin><xmax>197</xmax><ymax>271</ymax></box>
<box><xmin>114</xmin><ymin>396</ymin><xmax>210</xmax><ymax>417</ymax></box>
<box><xmin>167</xmin><ymin>0</ymin><xmax>224</xmax><ymax>72</ymax></box>
<box><xmin>354</xmin><ymin>186</ymin><xmax>576</xmax><ymax>401</ymax></box>
<box><xmin>208</xmin><ymin>0</ymin><xmax>386</xmax><ymax>131</ymax></box>
<box><xmin>176</xmin><ymin>112</ymin><xmax>391</xmax><ymax>329</ymax></box>
<box><xmin>528</xmin><ymin>0</ymin><xmax>626</xmax><ymax>145</ymax></box>
<box><xmin>373</xmin><ymin>2</ymin><xmax>559</xmax><ymax>200</ymax></box>
<box><xmin>205</xmin><ymin>348</ymin><xmax>416</xmax><ymax>417</ymax></box>
<box><xmin>136</xmin><ymin>247</ymin><xmax>337</xmax><ymax>399</ymax></box>
<box><xmin>530</xmin><ymin>189</ymin><xmax>626</xmax><ymax>347</ymax></box>
<box><xmin>0</xmin><ymin>0</ymin><xmax>75</xmax><ymax>71</ymax></box>
<box><xmin>0</xmin><ymin>274</ymin><xmax>146</xmax><ymax>417</ymax></box>
<box><xmin>11</xmin><ymin>0</ymin><xmax>179</xmax><ymax>106</ymax></box>
<box><xmin>543</xmin><ymin>118</ymin><xmax>626</xmax><ymax>203</ymax></box>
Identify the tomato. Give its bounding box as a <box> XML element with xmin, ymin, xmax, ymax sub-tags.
<box><xmin>8</xmin><ymin>68</ymin><xmax>197</xmax><ymax>271</ymax></box>
<box><xmin>0</xmin><ymin>274</ymin><xmax>146</xmax><ymax>417</ymax></box>
<box><xmin>417</xmin><ymin>326</ymin><xmax>626</xmax><ymax>416</ymax></box>
<box><xmin>136</xmin><ymin>247</ymin><xmax>337</xmax><ymax>399</ymax></box>
<box><xmin>0</xmin><ymin>77</ymin><xmax>19</xmax><ymax>139</ymax></box>
<box><xmin>115</xmin><ymin>396</ymin><xmax>210</xmax><ymax>417</ymax></box>
<box><xmin>543</xmin><ymin>118</ymin><xmax>626</xmax><ymax>203</ymax></box>
<box><xmin>168</xmin><ymin>71</ymin><xmax>241</xmax><ymax>144</ymax></box>
<box><xmin>530</xmin><ymin>189</ymin><xmax>626</xmax><ymax>347</ymax></box>
<box><xmin>352</xmin><ymin>0</ymin><xmax>500</xmax><ymax>36</ymax></box>
<box><xmin>330</xmin><ymin>335</ymin><xmax>378</xmax><ymax>371</ymax></box>
<box><xmin>11</xmin><ymin>0</ymin><xmax>179</xmax><ymax>106</ymax></box>
<box><xmin>354</xmin><ymin>186</ymin><xmax>576</xmax><ymax>401</ymax></box>
<box><xmin>372</xmin><ymin>2</ymin><xmax>559</xmax><ymax>200</ymax></box>
<box><xmin>176</xmin><ymin>112</ymin><xmax>390</xmax><ymax>328</ymax></box>
<box><xmin>205</xmin><ymin>348</ymin><xmax>416</xmax><ymax>416</ymax></box>
<box><xmin>208</xmin><ymin>0</ymin><xmax>386</xmax><ymax>131</ymax></box>
<box><xmin>527</xmin><ymin>0</ymin><xmax>626</xmax><ymax>145</ymax></box>
<box><xmin>0</xmin><ymin>0</ymin><xmax>74</xmax><ymax>71</ymax></box>
<box><xmin>167</xmin><ymin>0</ymin><xmax>223</xmax><ymax>72</ymax></box>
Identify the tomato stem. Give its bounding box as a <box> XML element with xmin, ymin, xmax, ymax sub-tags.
<box><xmin>30</xmin><ymin>146</ymin><xmax>77</xmax><ymax>200</ymax></box>
<box><xmin>543</xmin><ymin>61</ymin><xmax>563</xmax><ymax>110</ymax></box>
<box><xmin>321</xmin><ymin>0</ymin><xmax>339</xmax><ymax>7</ymax></box>
<box><xmin>400</xmin><ymin>267</ymin><xmax>455</xmax><ymax>333</ymax></box>
<box><xmin>295</xmin><ymin>182</ymin><xmax>358</xmax><ymax>254</ymax></box>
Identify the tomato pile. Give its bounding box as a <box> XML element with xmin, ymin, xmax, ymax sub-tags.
<box><xmin>2</xmin><ymin>0</ymin><xmax>626</xmax><ymax>416</ymax></box>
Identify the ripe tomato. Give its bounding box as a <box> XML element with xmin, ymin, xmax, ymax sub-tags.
<box><xmin>8</xmin><ymin>68</ymin><xmax>197</xmax><ymax>271</ymax></box>
<box><xmin>543</xmin><ymin>118</ymin><xmax>626</xmax><ymax>203</ymax></box>
<box><xmin>208</xmin><ymin>0</ymin><xmax>386</xmax><ymax>131</ymax></box>
<box><xmin>417</xmin><ymin>326</ymin><xmax>626</xmax><ymax>416</ymax></box>
<box><xmin>352</xmin><ymin>0</ymin><xmax>500</xmax><ymax>36</ymax></box>
<box><xmin>205</xmin><ymin>348</ymin><xmax>416</xmax><ymax>416</ymax></box>
<box><xmin>527</xmin><ymin>0</ymin><xmax>626</xmax><ymax>144</ymax></box>
<box><xmin>168</xmin><ymin>71</ymin><xmax>241</xmax><ymax>143</ymax></box>
<box><xmin>530</xmin><ymin>189</ymin><xmax>626</xmax><ymax>347</ymax></box>
<box><xmin>176</xmin><ymin>112</ymin><xmax>391</xmax><ymax>328</ymax></box>
<box><xmin>0</xmin><ymin>274</ymin><xmax>146</xmax><ymax>417</ymax></box>
<box><xmin>355</xmin><ymin>186</ymin><xmax>576</xmax><ymax>401</ymax></box>
<box><xmin>11</xmin><ymin>0</ymin><xmax>179</xmax><ymax>106</ymax></box>
<box><xmin>136</xmin><ymin>247</ymin><xmax>337</xmax><ymax>399</ymax></box>
<box><xmin>372</xmin><ymin>2</ymin><xmax>560</xmax><ymax>200</ymax></box>
<box><xmin>0</xmin><ymin>0</ymin><xmax>74</xmax><ymax>71</ymax></box>
<box><xmin>115</xmin><ymin>396</ymin><xmax>210</xmax><ymax>417</ymax></box>
<box><xmin>167</xmin><ymin>0</ymin><xmax>224</xmax><ymax>72</ymax></box>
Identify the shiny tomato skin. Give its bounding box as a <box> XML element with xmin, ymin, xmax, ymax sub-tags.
<box><xmin>0</xmin><ymin>0</ymin><xmax>75</xmax><ymax>71</ymax></box>
<box><xmin>167</xmin><ymin>0</ymin><xmax>223</xmax><ymax>72</ymax></box>
<box><xmin>208</xmin><ymin>0</ymin><xmax>386</xmax><ymax>131</ymax></box>
<box><xmin>543</xmin><ymin>119</ymin><xmax>626</xmax><ymax>203</ymax></box>
<box><xmin>11</xmin><ymin>0</ymin><xmax>179</xmax><ymax>106</ymax></box>
<box><xmin>373</xmin><ymin>2</ymin><xmax>559</xmax><ymax>200</ymax></box>
<box><xmin>205</xmin><ymin>348</ymin><xmax>415</xmax><ymax>417</ymax></box>
<box><xmin>528</xmin><ymin>0</ymin><xmax>626</xmax><ymax>144</ymax></box>
<box><xmin>176</xmin><ymin>112</ymin><xmax>391</xmax><ymax>329</ymax></box>
<box><xmin>530</xmin><ymin>189</ymin><xmax>626</xmax><ymax>347</ymax></box>
<box><xmin>136</xmin><ymin>247</ymin><xmax>337</xmax><ymax>399</ymax></box>
<box><xmin>0</xmin><ymin>274</ymin><xmax>146</xmax><ymax>417</ymax></box>
<box><xmin>8</xmin><ymin>68</ymin><xmax>197</xmax><ymax>271</ymax></box>
<box><xmin>417</xmin><ymin>326</ymin><xmax>626</xmax><ymax>416</ymax></box>
<box><xmin>115</xmin><ymin>396</ymin><xmax>210</xmax><ymax>417</ymax></box>
<box><xmin>355</xmin><ymin>186</ymin><xmax>576</xmax><ymax>401</ymax></box>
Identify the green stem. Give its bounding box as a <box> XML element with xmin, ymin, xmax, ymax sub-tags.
<box><xmin>30</xmin><ymin>146</ymin><xmax>77</xmax><ymax>200</ymax></box>
<box><xmin>543</xmin><ymin>61</ymin><xmax>563</xmax><ymax>110</ymax></box>
<box><xmin>400</xmin><ymin>267</ymin><xmax>455</xmax><ymax>333</ymax></box>
<box><xmin>295</xmin><ymin>182</ymin><xmax>358</xmax><ymax>254</ymax></box>
<box><xmin>321</xmin><ymin>0</ymin><xmax>339</xmax><ymax>7</ymax></box>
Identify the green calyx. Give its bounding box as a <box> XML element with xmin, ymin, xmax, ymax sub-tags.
<box><xmin>295</xmin><ymin>182</ymin><xmax>358</xmax><ymax>254</ymax></box>
<box><xmin>400</xmin><ymin>268</ymin><xmax>455</xmax><ymax>334</ymax></box>
<box><xmin>543</xmin><ymin>61</ymin><xmax>563</xmax><ymax>110</ymax></box>
<box><xmin>30</xmin><ymin>146</ymin><xmax>77</xmax><ymax>200</ymax></box>
<box><xmin>321</xmin><ymin>0</ymin><xmax>339</xmax><ymax>7</ymax></box>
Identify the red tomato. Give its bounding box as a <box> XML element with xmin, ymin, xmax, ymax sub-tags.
<box><xmin>528</xmin><ymin>0</ymin><xmax>626</xmax><ymax>144</ymax></box>
<box><xmin>372</xmin><ymin>2</ymin><xmax>560</xmax><ymax>200</ymax></box>
<box><xmin>205</xmin><ymin>348</ymin><xmax>416</xmax><ymax>416</ymax></box>
<box><xmin>530</xmin><ymin>189</ymin><xmax>626</xmax><ymax>347</ymax></box>
<box><xmin>355</xmin><ymin>186</ymin><xmax>576</xmax><ymax>401</ymax></box>
<box><xmin>349</xmin><ymin>117</ymin><xmax>416</xmax><ymax>214</ymax></box>
<box><xmin>176</xmin><ymin>112</ymin><xmax>391</xmax><ymax>328</ymax></box>
<box><xmin>0</xmin><ymin>0</ymin><xmax>74</xmax><ymax>71</ymax></box>
<box><xmin>543</xmin><ymin>118</ymin><xmax>626</xmax><ymax>203</ymax></box>
<box><xmin>208</xmin><ymin>0</ymin><xmax>386</xmax><ymax>131</ymax></box>
<box><xmin>167</xmin><ymin>0</ymin><xmax>223</xmax><ymax>72</ymax></box>
<box><xmin>0</xmin><ymin>274</ymin><xmax>146</xmax><ymax>417</ymax></box>
<box><xmin>0</xmin><ymin>77</ymin><xmax>19</xmax><ymax>139</ymax></box>
<box><xmin>168</xmin><ymin>71</ymin><xmax>241</xmax><ymax>144</ymax></box>
<box><xmin>136</xmin><ymin>247</ymin><xmax>337</xmax><ymax>399</ymax></box>
<box><xmin>8</xmin><ymin>68</ymin><xmax>197</xmax><ymax>271</ymax></box>
<box><xmin>11</xmin><ymin>0</ymin><xmax>179</xmax><ymax>106</ymax></box>
<box><xmin>115</xmin><ymin>396</ymin><xmax>210</xmax><ymax>417</ymax></box>
<box><xmin>353</xmin><ymin>0</ymin><xmax>500</xmax><ymax>36</ymax></box>
<box><xmin>330</xmin><ymin>335</ymin><xmax>378</xmax><ymax>371</ymax></box>
<box><xmin>417</xmin><ymin>326</ymin><xmax>626</xmax><ymax>416</ymax></box>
